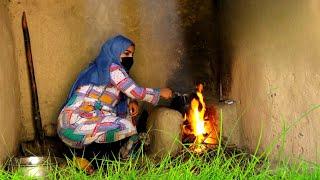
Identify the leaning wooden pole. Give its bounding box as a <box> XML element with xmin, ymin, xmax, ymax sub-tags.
<box><xmin>22</xmin><ymin>11</ymin><xmax>44</xmax><ymax>145</ymax></box>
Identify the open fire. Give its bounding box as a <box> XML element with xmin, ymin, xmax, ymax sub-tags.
<box><xmin>182</xmin><ymin>83</ymin><xmax>219</xmax><ymax>153</ymax></box>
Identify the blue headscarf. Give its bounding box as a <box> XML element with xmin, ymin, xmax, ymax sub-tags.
<box><xmin>65</xmin><ymin>35</ymin><xmax>134</xmax><ymax>117</ymax></box>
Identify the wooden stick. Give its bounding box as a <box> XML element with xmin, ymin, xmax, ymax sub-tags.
<box><xmin>22</xmin><ymin>11</ymin><xmax>44</xmax><ymax>144</ymax></box>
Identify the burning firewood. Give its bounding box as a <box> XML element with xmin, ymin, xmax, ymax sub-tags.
<box><xmin>182</xmin><ymin>83</ymin><xmax>220</xmax><ymax>153</ymax></box>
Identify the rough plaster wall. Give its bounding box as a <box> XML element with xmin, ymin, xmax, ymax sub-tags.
<box><xmin>221</xmin><ymin>0</ymin><xmax>320</xmax><ymax>162</ymax></box>
<box><xmin>0</xmin><ymin>1</ymin><xmax>21</xmax><ymax>162</ymax></box>
<box><xmin>7</xmin><ymin>0</ymin><xmax>217</xmax><ymax>140</ymax></box>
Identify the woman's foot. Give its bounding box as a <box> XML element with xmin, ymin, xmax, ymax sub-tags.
<box><xmin>73</xmin><ymin>157</ymin><xmax>95</xmax><ymax>174</ymax></box>
<box><xmin>119</xmin><ymin>140</ymin><xmax>134</xmax><ymax>159</ymax></box>
<box><xmin>119</xmin><ymin>134</ymin><xmax>141</xmax><ymax>159</ymax></box>
<box><xmin>119</xmin><ymin>133</ymin><xmax>151</xmax><ymax>159</ymax></box>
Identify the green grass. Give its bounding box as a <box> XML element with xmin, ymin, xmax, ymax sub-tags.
<box><xmin>1</xmin><ymin>145</ymin><xmax>320</xmax><ymax>180</ymax></box>
<box><xmin>1</xmin><ymin>104</ymin><xmax>320</xmax><ymax>179</ymax></box>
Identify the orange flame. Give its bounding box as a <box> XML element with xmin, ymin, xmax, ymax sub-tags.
<box><xmin>189</xmin><ymin>92</ymin><xmax>205</xmax><ymax>143</ymax></box>
<box><xmin>185</xmin><ymin>83</ymin><xmax>219</xmax><ymax>148</ymax></box>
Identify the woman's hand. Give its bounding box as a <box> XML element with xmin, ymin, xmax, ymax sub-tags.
<box><xmin>129</xmin><ymin>101</ymin><xmax>139</xmax><ymax>117</ymax></box>
<box><xmin>160</xmin><ymin>88</ymin><xmax>173</xmax><ymax>100</ymax></box>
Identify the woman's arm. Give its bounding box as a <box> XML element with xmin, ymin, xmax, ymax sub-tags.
<box><xmin>110</xmin><ymin>63</ymin><xmax>160</xmax><ymax>105</ymax></box>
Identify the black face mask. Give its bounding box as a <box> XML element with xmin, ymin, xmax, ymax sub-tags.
<box><xmin>121</xmin><ymin>57</ymin><xmax>134</xmax><ymax>72</ymax></box>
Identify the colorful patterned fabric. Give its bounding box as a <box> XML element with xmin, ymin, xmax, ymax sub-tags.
<box><xmin>58</xmin><ymin>63</ymin><xmax>160</xmax><ymax>149</ymax></box>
